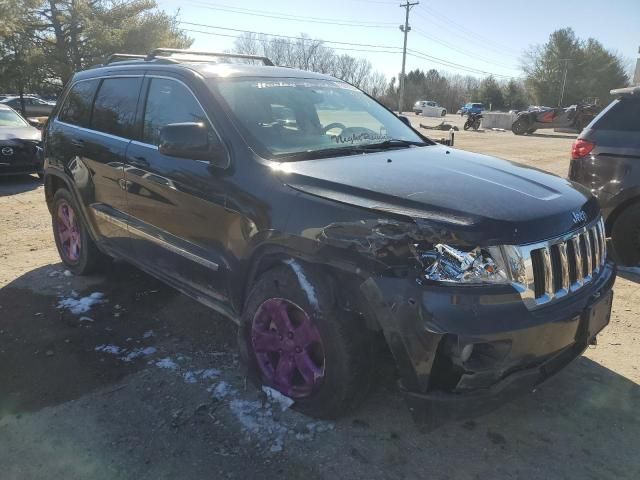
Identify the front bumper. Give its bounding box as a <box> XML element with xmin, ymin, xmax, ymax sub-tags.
<box><xmin>362</xmin><ymin>260</ymin><xmax>616</xmax><ymax>423</ymax></box>
<box><xmin>0</xmin><ymin>143</ymin><xmax>42</xmax><ymax>176</ymax></box>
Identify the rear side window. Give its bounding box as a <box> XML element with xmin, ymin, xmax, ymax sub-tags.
<box><xmin>59</xmin><ymin>80</ymin><xmax>99</xmax><ymax>127</ymax></box>
<box><xmin>594</xmin><ymin>98</ymin><xmax>640</xmax><ymax>132</ymax></box>
<box><xmin>142</xmin><ymin>78</ymin><xmax>209</xmax><ymax>145</ymax></box>
<box><xmin>91</xmin><ymin>77</ymin><xmax>142</xmax><ymax>138</ymax></box>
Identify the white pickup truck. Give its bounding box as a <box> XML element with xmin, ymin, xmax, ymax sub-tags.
<box><xmin>413</xmin><ymin>100</ymin><xmax>447</xmax><ymax>117</ymax></box>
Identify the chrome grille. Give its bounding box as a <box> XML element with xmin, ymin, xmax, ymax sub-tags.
<box><xmin>499</xmin><ymin>217</ymin><xmax>606</xmax><ymax>309</ymax></box>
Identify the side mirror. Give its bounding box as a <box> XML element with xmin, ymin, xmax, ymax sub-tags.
<box><xmin>398</xmin><ymin>115</ymin><xmax>411</xmax><ymax>127</ymax></box>
<box><xmin>159</xmin><ymin>122</ymin><xmax>210</xmax><ymax>160</ymax></box>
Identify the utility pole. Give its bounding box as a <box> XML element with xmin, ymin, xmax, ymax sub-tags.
<box><xmin>558</xmin><ymin>58</ymin><xmax>571</xmax><ymax>107</ymax></box>
<box><xmin>398</xmin><ymin>1</ymin><xmax>419</xmax><ymax>114</ymax></box>
<box><xmin>634</xmin><ymin>45</ymin><xmax>640</xmax><ymax>85</ymax></box>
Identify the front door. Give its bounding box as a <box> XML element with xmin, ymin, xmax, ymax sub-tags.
<box><xmin>123</xmin><ymin>76</ymin><xmax>232</xmax><ymax>307</ymax></box>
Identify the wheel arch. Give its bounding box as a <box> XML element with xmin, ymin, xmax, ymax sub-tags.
<box><xmin>240</xmin><ymin>244</ymin><xmax>382</xmax><ymax>333</ymax></box>
<box><xmin>604</xmin><ymin>192</ymin><xmax>640</xmax><ymax>235</ymax></box>
<box><xmin>44</xmin><ymin>168</ymin><xmax>102</xmax><ymax>244</ymax></box>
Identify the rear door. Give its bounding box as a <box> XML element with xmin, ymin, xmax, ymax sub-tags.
<box><xmin>123</xmin><ymin>75</ymin><xmax>232</xmax><ymax>307</ymax></box>
<box><xmin>52</xmin><ymin>75</ymin><xmax>143</xmax><ymax>253</ymax></box>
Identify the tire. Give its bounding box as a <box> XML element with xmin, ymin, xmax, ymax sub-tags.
<box><xmin>463</xmin><ymin>120</ymin><xmax>472</xmax><ymax>130</ymax></box>
<box><xmin>51</xmin><ymin>188</ymin><xmax>106</xmax><ymax>275</ymax></box>
<box><xmin>511</xmin><ymin>118</ymin><xmax>528</xmax><ymax>135</ymax></box>
<box><xmin>473</xmin><ymin>119</ymin><xmax>481</xmax><ymax>130</ymax></box>
<box><xmin>526</xmin><ymin>128</ymin><xmax>537</xmax><ymax>134</ymax></box>
<box><xmin>238</xmin><ymin>263</ymin><xmax>374</xmax><ymax>419</ymax></box>
<box><xmin>611</xmin><ymin>204</ymin><xmax>640</xmax><ymax>266</ymax></box>
<box><xmin>441</xmin><ymin>109</ymin><xmax>446</xmax><ymax>117</ymax></box>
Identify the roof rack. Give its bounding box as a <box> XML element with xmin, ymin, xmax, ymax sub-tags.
<box><xmin>610</xmin><ymin>86</ymin><xmax>640</xmax><ymax>96</ymax></box>
<box><xmin>145</xmin><ymin>48</ymin><xmax>274</xmax><ymax>66</ymax></box>
<box><xmin>105</xmin><ymin>53</ymin><xmax>146</xmax><ymax>65</ymax></box>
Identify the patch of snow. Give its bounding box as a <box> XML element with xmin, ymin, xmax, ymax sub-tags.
<box><xmin>211</xmin><ymin>381</ymin><xmax>235</xmax><ymax>399</ymax></box>
<box><xmin>121</xmin><ymin>346</ymin><xmax>157</xmax><ymax>362</ymax></box>
<box><xmin>183</xmin><ymin>371</ymin><xmax>198</xmax><ymax>384</ymax></box>
<box><xmin>58</xmin><ymin>291</ymin><xmax>106</xmax><ymax>315</ymax></box>
<box><xmin>95</xmin><ymin>344</ymin><xmax>123</xmax><ymax>355</ymax></box>
<box><xmin>79</xmin><ymin>316</ymin><xmax>94</xmax><ymax>323</ymax></box>
<box><xmin>262</xmin><ymin>386</ymin><xmax>294</xmax><ymax>411</ymax></box>
<box><xmin>200</xmin><ymin>368</ymin><xmax>221</xmax><ymax>379</ymax></box>
<box><xmin>155</xmin><ymin>357</ymin><xmax>178</xmax><ymax>370</ymax></box>
<box><xmin>142</xmin><ymin>330</ymin><xmax>155</xmax><ymax>339</ymax></box>
<box><xmin>284</xmin><ymin>259</ymin><xmax>319</xmax><ymax>308</ymax></box>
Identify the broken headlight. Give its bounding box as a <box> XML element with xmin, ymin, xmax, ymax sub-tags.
<box><xmin>416</xmin><ymin>244</ymin><xmax>509</xmax><ymax>284</ymax></box>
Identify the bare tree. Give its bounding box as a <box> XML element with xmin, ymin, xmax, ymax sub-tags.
<box><xmin>234</xmin><ymin>32</ymin><xmax>386</xmax><ymax>96</ymax></box>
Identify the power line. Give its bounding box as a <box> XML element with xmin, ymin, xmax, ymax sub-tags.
<box><xmin>180</xmin><ymin>28</ymin><xmax>402</xmax><ymax>55</ymax></box>
<box><xmin>412</xmin><ymin>27</ymin><xmax>519</xmax><ymax>71</ymax></box>
<box><xmin>416</xmin><ymin>6</ymin><xmax>521</xmax><ymax>58</ymax></box>
<box><xmin>179</xmin><ymin>22</ymin><xmax>403</xmax><ymax>51</ymax></box>
<box><xmin>407</xmin><ymin>49</ymin><xmax>514</xmax><ymax>78</ymax></box>
<box><xmin>187</xmin><ymin>1</ymin><xmax>396</xmax><ymax>28</ymax></box>
<box><xmin>179</xmin><ymin>21</ymin><xmax>516</xmax><ymax>78</ymax></box>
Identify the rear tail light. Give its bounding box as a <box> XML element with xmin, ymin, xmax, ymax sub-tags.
<box><xmin>571</xmin><ymin>139</ymin><xmax>595</xmax><ymax>160</ymax></box>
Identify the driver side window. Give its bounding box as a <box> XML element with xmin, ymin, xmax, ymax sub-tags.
<box><xmin>143</xmin><ymin>78</ymin><xmax>215</xmax><ymax>147</ymax></box>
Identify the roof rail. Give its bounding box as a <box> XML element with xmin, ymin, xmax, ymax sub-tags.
<box><xmin>105</xmin><ymin>53</ymin><xmax>146</xmax><ymax>64</ymax></box>
<box><xmin>145</xmin><ymin>48</ymin><xmax>274</xmax><ymax>66</ymax></box>
<box><xmin>610</xmin><ymin>86</ymin><xmax>640</xmax><ymax>96</ymax></box>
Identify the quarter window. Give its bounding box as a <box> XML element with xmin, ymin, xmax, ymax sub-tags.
<box><xmin>594</xmin><ymin>99</ymin><xmax>640</xmax><ymax>132</ymax></box>
<box><xmin>91</xmin><ymin>77</ymin><xmax>141</xmax><ymax>137</ymax></box>
<box><xmin>142</xmin><ymin>78</ymin><xmax>210</xmax><ymax>145</ymax></box>
<box><xmin>59</xmin><ymin>80</ymin><xmax>99</xmax><ymax>127</ymax></box>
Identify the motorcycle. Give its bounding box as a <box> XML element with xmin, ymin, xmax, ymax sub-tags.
<box><xmin>463</xmin><ymin>112</ymin><xmax>482</xmax><ymax>131</ymax></box>
<box><xmin>511</xmin><ymin>103</ymin><xmax>600</xmax><ymax>135</ymax></box>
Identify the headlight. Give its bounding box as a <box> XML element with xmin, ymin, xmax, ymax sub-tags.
<box><xmin>416</xmin><ymin>243</ymin><xmax>509</xmax><ymax>284</ymax></box>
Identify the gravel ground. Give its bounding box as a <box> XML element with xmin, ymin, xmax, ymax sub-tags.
<box><xmin>1</xmin><ymin>124</ymin><xmax>639</xmax><ymax>479</ymax></box>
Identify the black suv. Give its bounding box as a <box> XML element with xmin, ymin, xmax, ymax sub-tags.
<box><xmin>569</xmin><ymin>86</ymin><xmax>640</xmax><ymax>266</ymax></box>
<box><xmin>43</xmin><ymin>49</ymin><xmax>616</xmax><ymax>420</ymax></box>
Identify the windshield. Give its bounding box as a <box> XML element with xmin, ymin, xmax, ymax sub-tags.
<box><xmin>0</xmin><ymin>109</ymin><xmax>28</xmax><ymax>127</ymax></box>
<box><xmin>211</xmin><ymin>78</ymin><xmax>427</xmax><ymax>159</ymax></box>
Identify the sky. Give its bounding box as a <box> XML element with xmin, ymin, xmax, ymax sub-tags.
<box><xmin>156</xmin><ymin>0</ymin><xmax>640</xmax><ymax>81</ymax></box>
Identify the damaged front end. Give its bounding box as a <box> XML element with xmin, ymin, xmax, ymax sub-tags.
<box><xmin>313</xmin><ymin>212</ymin><xmax>615</xmax><ymax>425</ymax></box>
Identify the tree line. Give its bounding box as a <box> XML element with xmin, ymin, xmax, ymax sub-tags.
<box><xmin>0</xmin><ymin>0</ymin><xmax>191</xmax><ymax>99</ymax></box>
<box><xmin>1</xmin><ymin>3</ymin><xmax>630</xmax><ymax>115</ymax></box>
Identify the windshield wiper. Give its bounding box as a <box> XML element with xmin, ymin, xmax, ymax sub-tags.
<box><xmin>358</xmin><ymin>139</ymin><xmax>428</xmax><ymax>149</ymax></box>
<box><xmin>277</xmin><ymin>139</ymin><xmax>430</xmax><ymax>161</ymax></box>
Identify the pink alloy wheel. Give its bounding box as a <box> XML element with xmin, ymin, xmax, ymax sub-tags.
<box><xmin>251</xmin><ymin>298</ymin><xmax>326</xmax><ymax>398</ymax></box>
<box><xmin>56</xmin><ymin>200</ymin><xmax>81</xmax><ymax>262</ymax></box>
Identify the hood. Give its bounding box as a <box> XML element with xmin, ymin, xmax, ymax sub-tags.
<box><xmin>0</xmin><ymin>126</ymin><xmax>41</xmax><ymax>142</ymax></box>
<box><xmin>280</xmin><ymin>145</ymin><xmax>599</xmax><ymax>245</ymax></box>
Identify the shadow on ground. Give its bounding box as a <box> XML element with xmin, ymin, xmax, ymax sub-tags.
<box><xmin>1</xmin><ymin>260</ymin><xmax>638</xmax><ymax>479</ymax></box>
<box><xmin>528</xmin><ymin>132</ymin><xmax>578</xmax><ymax>139</ymax></box>
<box><xmin>0</xmin><ymin>260</ymin><xmax>234</xmax><ymax>417</ymax></box>
<box><xmin>0</xmin><ymin>174</ymin><xmax>42</xmax><ymax>196</ymax></box>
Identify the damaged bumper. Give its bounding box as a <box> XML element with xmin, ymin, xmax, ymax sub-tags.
<box><xmin>362</xmin><ymin>260</ymin><xmax>616</xmax><ymax>423</ymax></box>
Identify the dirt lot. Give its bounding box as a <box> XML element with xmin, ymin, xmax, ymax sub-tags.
<box><xmin>1</xmin><ymin>119</ymin><xmax>639</xmax><ymax>480</ymax></box>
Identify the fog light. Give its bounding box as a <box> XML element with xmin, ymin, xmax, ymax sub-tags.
<box><xmin>460</xmin><ymin>344</ymin><xmax>474</xmax><ymax>362</ymax></box>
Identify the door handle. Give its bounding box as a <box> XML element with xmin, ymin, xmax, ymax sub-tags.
<box><xmin>128</xmin><ymin>156</ymin><xmax>149</xmax><ymax>169</ymax></box>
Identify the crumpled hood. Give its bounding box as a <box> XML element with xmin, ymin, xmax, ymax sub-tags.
<box><xmin>280</xmin><ymin>145</ymin><xmax>599</xmax><ymax>245</ymax></box>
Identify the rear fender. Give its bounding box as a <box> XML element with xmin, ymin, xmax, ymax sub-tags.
<box><xmin>44</xmin><ymin>167</ymin><xmax>102</xmax><ymax>244</ymax></box>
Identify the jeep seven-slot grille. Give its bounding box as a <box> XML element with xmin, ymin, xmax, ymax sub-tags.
<box><xmin>529</xmin><ymin>218</ymin><xmax>606</xmax><ymax>302</ymax></box>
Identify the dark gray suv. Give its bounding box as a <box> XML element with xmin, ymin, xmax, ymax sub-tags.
<box><xmin>569</xmin><ymin>86</ymin><xmax>640</xmax><ymax>265</ymax></box>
